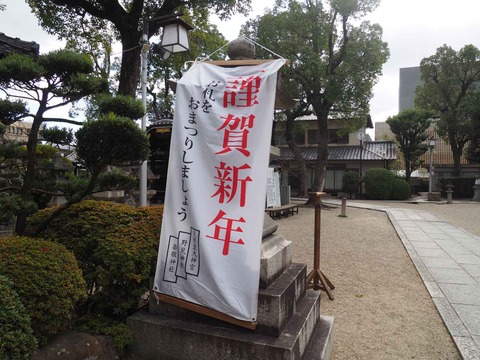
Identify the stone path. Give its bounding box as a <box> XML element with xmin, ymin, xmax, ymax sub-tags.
<box><xmin>323</xmin><ymin>199</ymin><xmax>480</xmax><ymax>360</ymax></box>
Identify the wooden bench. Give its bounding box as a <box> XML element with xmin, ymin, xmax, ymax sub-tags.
<box><xmin>265</xmin><ymin>204</ymin><xmax>299</xmax><ymax>219</ymax></box>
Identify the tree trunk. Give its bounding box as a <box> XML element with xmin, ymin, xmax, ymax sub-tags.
<box><xmin>305</xmin><ymin>113</ymin><xmax>329</xmax><ymax>205</ymax></box>
<box><xmin>29</xmin><ymin>172</ymin><xmax>101</xmax><ymax>237</ymax></box>
<box><xmin>15</xmin><ymin>104</ymin><xmax>45</xmax><ymax>235</ymax></box>
<box><xmin>284</xmin><ymin>114</ymin><xmax>308</xmax><ymax>197</ymax></box>
<box><xmin>302</xmin><ymin>93</ymin><xmax>331</xmax><ymax>205</ymax></box>
<box><xmin>117</xmin><ymin>30</ymin><xmax>143</xmax><ymax>96</ymax></box>
<box><xmin>298</xmin><ymin>162</ymin><xmax>308</xmax><ymax>197</ymax></box>
<box><xmin>449</xmin><ymin>133</ymin><xmax>462</xmax><ymax>177</ymax></box>
<box><xmin>405</xmin><ymin>160</ymin><xmax>412</xmax><ymax>184</ymax></box>
<box><xmin>115</xmin><ymin>0</ymin><xmax>179</xmax><ymax>97</ymax></box>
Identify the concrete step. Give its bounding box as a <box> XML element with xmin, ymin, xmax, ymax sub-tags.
<box><xmin>303</xmin><ymin>316</ymin><xmax>335</xmax><ymax>360</ymax></box>
<box><xmin>260</xmin><ymin>232</ymin><xmax>292</xmax><ymax>288</ymax></box>
<box><xmin>257</xmin><ymin>263</ymin><xmax>307</xmax><ymax>336</ymax></box>
<box><xmin>149</xmin><ymin>263</ymin><xmax>307</xmax><ymax>337</ymax></box>
<box><xmin>128</xmin><ymin>289</ymin><xmax>323</xmax><ymax>360</ymax></box>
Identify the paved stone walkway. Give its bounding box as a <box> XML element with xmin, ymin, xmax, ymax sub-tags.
<box><xmin>323</xmin><ymin>199</ymin><xmax>480</xmax><ymax>360</ymax></box>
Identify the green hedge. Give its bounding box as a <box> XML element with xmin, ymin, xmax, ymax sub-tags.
<box><xmin>438</xmin><ymin>177</ymin><xmax>476</xmax><ymax>198</ymax></box>
<box><xmin>27</xmin><ymin>200</ymin><xmax>163</xmax><ymax>318</ymax></box>
<box><xmin>391</xmin><ymin>178</ymin><xmax>412</xmax><ymax>200</ymax></box>
<box><xmin>0</xmin><ymin>275</ymin><xmax>38</xmax><ymax>359</ymax></box>
<box><xmin>342</xmin><ymin>171</ymin><xmax>360</xmax><ymax>198</ymax></box>
<box><xmin>0</xmin><ymin>236</ymin><xmax>86</xmax><ymax>345</ymax></box>
<box><xmin>364</xmin><ymin>168</ymin><xmax>395</xmax><ymax>200</ymax></box>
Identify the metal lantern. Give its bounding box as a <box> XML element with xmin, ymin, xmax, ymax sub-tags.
<box><xmin>159</xmin><ymin>17</ymin><xmax>193</xmax><ymax>55</ymax></box>
<box><xmin>151</xmin><ymin>43</ymin><xmax>172</xmax><ymax>60</ymax></box>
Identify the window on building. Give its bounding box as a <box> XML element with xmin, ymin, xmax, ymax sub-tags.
<box><xmin>293</xmin><ymin>130</ymin><xmax>305</xmax><ymax>145</ymax></box>
<box><xmin>273</xmin><ymin>131</ymin><xmax>286</xmax><ymax>146</ymax></box>
<box><xmin>308</xmin><ymin>130</ymin><xmax>320</xmax><ymax>144</ymax></box>
<box><xmin>325</xmin><ymin>166</ymin><xmax>346</xmax><ymax>190</ymax></box>
<box><xmin>328</xmin><ymin>129</ymin><xmax>348</xmax><ymax>144</ymax></box>
<box><xmin>273</xmin><ymin>130</ymin><xmax>305</xmax><ymax>145</ymax></box>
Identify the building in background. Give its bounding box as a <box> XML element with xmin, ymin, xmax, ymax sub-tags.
<box><xmin>3</xmin><ymin>122</ymin><xmax>32</xmax><ymax>143</ymax></box>
<box><xmin>0</xmin><ymin>33</ymin><xmax>38</xmax><ymax>144</ymax></box>
<box><xmin>273</xmin><ymin>114</ymin><xmax>396</xmax><ymax>194</ymax></box>
<box><xmin>398</xmin><ymin>66</ymin><xmax>421</xmax><ymax>112</ymax></box>
<box><xmin>0</xmin><ymin>32</ymin><xmax>39</xmax><ymax>59</ymax></box>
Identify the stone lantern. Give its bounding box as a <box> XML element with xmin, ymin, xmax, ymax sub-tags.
<box><xmin>473</xmin><ymin>176</ymin><xmax>480</xmax><ymax>202</ymax></box>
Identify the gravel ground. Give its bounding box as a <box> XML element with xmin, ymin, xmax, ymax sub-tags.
<box><xmin>275</xmin><ymin>199</ymin><xmax>469</xmax><ymax>360</ymax></box>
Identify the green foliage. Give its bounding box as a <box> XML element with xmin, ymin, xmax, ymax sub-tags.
<box><xmin>416</xmin><ymin>44</ymin><xmax>480</xmax><ymax>175</ymax></box>
<box><xmin>0</xmin><ymin>53</ymin><xmax>43</xmax><ymax>84</ymax></box>
<box><xmin>386</xmin><ymin>109</ymin><xmax>433</xmax><ymax>183</ymax></box>
<box><xmin>56</xmin><ymin>173</ymin><xmax>89</xmax><ymax>199</ymax></box>
<box><xmin>0</xmin><ymin>236</ymin><xmax>86</xmax><ymax>345</ymax></box>
<box><xmin>40</xmin><ymin>126</ymin><xmax>74</xmax><ymax>147</ymax></box>
<box><xmin>242</xmin><ymin>0</ymin><xmax>388</xmax><ymax>192</ymax></box>
<box><xmin>0</xmin><ymin>141</ymin><xmax>23</xmax><ymax>161</ymax></box>
<box><xmin>27</xmin><ymin>200</ymin><xmax>163</xmax><ymax>318</ymax></box>
<box><xmin>38</xmin><ymin>49</ymin><xmax>93</xmax><ymax>77</ymax></box>
<box><xmin>0</xmin><ymin>48</ymin><xmax>109</xmax><ymax>235</ymax></box>
<box><xmin>438</xmin><ymin>177</ymin><xmax>475</xmax><ymax>198</ymax></box>
<box><xmin>96</xmin><ymin>170</ymin><xmax>137</xmax><ymax>191</ymax></box>
<box><xmin>364</xmin><ymin>168</ymin><xmax>395</xmax><ymax>200</ymax></box>
<box><xmin>74</xmin><ymin>314</ymin><xmax>134</xmax><ymax>353</ymax></box>
<box><xmin>342</xmin><ymin>171</ymin><xmax>360</xmax><ymax>198</ymax></box>
<box><xmin>75</xmin><ymin>114</ymin><xmax>149</xmax><ymax>174</ymax></box>
<box><xmin>147</xmin><ymin>7</ymin><xmax>228</xmax><ymax>115</ymax></box>
<box><xmin>391</xmin><ymin>178</ymin><xmax>412</xmax><ymax>200</ymax></box>
<box><xmin>465</xmin><ymin>137</ymin><xmax>480</xmax><ymax>163</ymax></box>
<box><xmin>0</xmin><ymin>194</ymin><xmax>37</xmax><ymax>226</ymax></box>
<box><xmin>91</xmin><ymin>94</ymin><xmax>145</xmax><ymax>120</ymax></box>
<box><xmin>27</xmin><ymin>0</ymin><xmax>251</xmax><ymax>95</ymax></box>
<box><xmin>0</xmin><ymin>99</ymin><xmax>27</xmax><ymax>126</ymax></box>
<box><xmin>465</xmin><ymin>110</ymin><xmax>480</xmax><ymax>163</ymax></box>
<box><xmin>0</xmin><ymin>275</ymin><xmax>38</xmax><ymax>359</ymax></box>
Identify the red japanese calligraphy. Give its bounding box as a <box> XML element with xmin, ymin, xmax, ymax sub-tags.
<box><xmin>211</xmin><ymin>162</ymin><xmax>252</xmax><ymax>207</ymax></box>
<box><xmin>216</xmin><ymin>114</ymin><xmax>255</xmax><ymax>156</ymax></box>
<box><xmin>207</xmin><ymin>210</ymin><xmax>245</xmax><ymax>256</ymax></box>
<box><xmin>223</xmin><ymin>75</ymin><xmax>262</xmax><ymax>108</ymax></box>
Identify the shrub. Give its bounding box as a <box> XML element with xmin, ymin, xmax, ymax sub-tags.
<box><xmin>27</xmin><ymin>200</ymin><xmax>163</xmax><ymax>318</ymax></box>
<box><xmin>74</xmin><ymin>314</ymin><xmax>134</xmax><ymax>354</ymax></box>
<box><xmin>0</xmin><ymin>236</ymin><xmax>86</xmax><ymax>345</ymax></box>
<box><xmin>0</xmin><ymin>275</ymin><xmax>38</xmax><ymax>359</ymax></box>
<box><xmin>438</xmin><ymin>177</ymin><xmax>475</xmax><ymax>198</ymax></box>
<box><xmin>364</xmin><ymin>168</ymin><xmax>395</xmax><ymax>200</ymax></box>
<box><xmin>391</xmin><ymin>178</ymin><xmax>412</xmax><ymax>200</ymax></box>
<box><xmin>342</xmin><ymin>171</ymin><xmax>360</xmax><ymax>198</ymax></box>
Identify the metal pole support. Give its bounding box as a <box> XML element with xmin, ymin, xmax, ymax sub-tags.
<box><xmin>306</xmin><ymin>192</ymin><xmax>335</xmax><ymax>300</ymax></box>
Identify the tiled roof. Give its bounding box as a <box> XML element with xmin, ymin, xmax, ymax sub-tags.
<box><xmin>279</xmin><ymin>141</ymin><xmax>397</xmax><ymax>161</ymax></box>
<box><xmin>286</xmin><ymin>114</ymin><xmax>374</xmax><ymax>128</ymax></box>
<box><xmin>0</xmin><ymin>33</ymin><xmax>39</xmax><ymax>58</ymax></box>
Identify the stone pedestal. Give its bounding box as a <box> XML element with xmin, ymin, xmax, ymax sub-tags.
<box><xmin>127</xmin><ymin>214</ymin><xmax>334</xmax><ymax>360</ymax></box>
<box><xmin>130</xmin><ymin>190</ymin><xmax>157</xmax><ymax>206</ymax></box>
<box><xmin>92</xmin><ymin>190</ymin><xmax>125</xmax><ymax>202</ymax></box>
<box><xmin>427</xmin><ymin>192</ymin><xmax>441</xmax><ymax>201</ymax></box>
<box><xmin>473</xmin><ymin>177</ymin><xmax>480</xmax><ymax>202</ymax></box>
<box><xmin>473</xmin><ymin>186</ymin><xmax>480</xmax><ymax>202</ymax></box>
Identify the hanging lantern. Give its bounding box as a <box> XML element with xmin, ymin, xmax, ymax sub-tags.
<box><xmin>151</xmin><ymin>43</ymin><xmax>172</xmax><ymax>60</ymax></box>
<box><xmin>159</xmin><ymin>17</ymin><xmax>193</xmax><ymax>55</ymax></box>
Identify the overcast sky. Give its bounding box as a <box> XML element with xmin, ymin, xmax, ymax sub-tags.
<box><xmin>2</xmin><ymin>0</ymin><xmax>480</xmax><ymax>137</ymax></box>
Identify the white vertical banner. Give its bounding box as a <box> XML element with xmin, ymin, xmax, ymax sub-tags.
<box><xmin>153</xmin><ymin>59</ymin><xmax>285</xmax><ymax>322</ymax></box>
